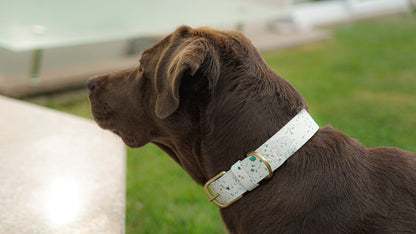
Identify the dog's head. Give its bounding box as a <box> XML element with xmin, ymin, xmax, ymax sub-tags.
<box><xmin>88</xmin><ymin>26</ymin><xmax>306</xmax><ymax>183</ymax></box>
<box><xmin>88</xmin><ymin>26</ymin><xmax>223</xmax><ymax>146</ymax></box>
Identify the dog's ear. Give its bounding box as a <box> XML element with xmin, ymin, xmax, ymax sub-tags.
<box><xmin>155</xmin><ymin>35</ymin><xmax>220</xmax><ymax>119</ymax></box>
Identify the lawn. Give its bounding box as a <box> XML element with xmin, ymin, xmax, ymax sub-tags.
<box><xmin>28</xmin><ymin>13</ymin><xmax>416</xmax><ymax>233</ymax></box>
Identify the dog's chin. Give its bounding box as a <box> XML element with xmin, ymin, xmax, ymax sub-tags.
<box><xmin>91</xmin><ymin>112</ymin><xmax>147</xmax><ymax>148</ymax></box>
<box><xmin>113</xmin><ymin>130</ymin><xmax>146</xmax><ymax>148</ymax></box>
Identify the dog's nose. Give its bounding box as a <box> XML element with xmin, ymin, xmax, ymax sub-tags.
<box><xmin>87</xmin><ymin>77</ymin><xmax>98</xmax><ymax>93</ymax></box>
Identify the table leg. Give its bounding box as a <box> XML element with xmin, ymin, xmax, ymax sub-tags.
<box><xmin>31</xmin><ymin>49</ymin><xmax>42</xmax><ymax>86</ymax></box>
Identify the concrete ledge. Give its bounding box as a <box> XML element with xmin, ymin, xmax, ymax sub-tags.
<box><xmin>0</xmin><ymin>96</ymin><xmax>126</xmax><ymax>233</ymax></box>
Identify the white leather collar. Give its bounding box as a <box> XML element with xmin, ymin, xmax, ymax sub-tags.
<box><xmin>204</xmin><ymin>109</ymin><xmax>319</xmax><ymax>208</ymax></box>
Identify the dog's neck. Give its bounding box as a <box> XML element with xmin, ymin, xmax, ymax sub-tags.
<box><xmin>204</xmin><ymin>109</ymin><xmax>319</xmax><ymax>207</ymax></box>
<box><xmin>201</xmin><ymin>68</ymin><xmax>308</xmax><ymax>176</ymax></box>
<box><xmin>151</xmin><ymin>105</ymin><xmax>212</xmax><ymax>184</ymax></box>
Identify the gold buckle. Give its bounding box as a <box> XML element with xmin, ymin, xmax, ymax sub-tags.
<box><xmin>246</xmin><ymin>151</ymin><xmax>273</xmax><ymax>179</ymax></box>
<box><xmin>203</xmin><ymin>171</ymin><xmax>243</xmax><ymax>208</ymax></box>
<box><xmin>204</xmin><ymin>152</ymin><xmax>273</xmax><ymax>208</ymax></box>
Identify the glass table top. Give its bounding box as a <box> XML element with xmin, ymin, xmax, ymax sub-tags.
<box><xmin>0</xmin><ymin>0</ymin><xmax>285</xmax><ymax>51</ymax></box>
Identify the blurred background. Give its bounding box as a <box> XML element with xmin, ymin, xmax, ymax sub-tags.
<box><xmin>0</xmin><ymin>0</ymin><xmax>415</xmax><ymax>233</ymax></box>
<box><xmin>0</xmin><ymin>0</ymin><xmax>413</xmax><ymax>96</ymax></box>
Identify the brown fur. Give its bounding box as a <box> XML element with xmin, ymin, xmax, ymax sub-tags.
<box><xmin>88</xmin><ymin>26</ymin><xmax>416</xmax><ymax>233</ymax></box>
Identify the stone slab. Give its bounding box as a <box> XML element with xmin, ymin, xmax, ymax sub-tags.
<box><xmin>0</xmin><ymin>96</ymin><xmax>126</xmax><ymax>233</ymax></box>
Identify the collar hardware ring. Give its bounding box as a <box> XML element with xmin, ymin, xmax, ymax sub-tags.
<box><xmin>247</xmin><ymin>151</ymin><xmax>273</xmax><ymax>179</ymax></box>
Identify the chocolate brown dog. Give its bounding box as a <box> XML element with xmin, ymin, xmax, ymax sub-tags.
<box><xmin>88</xmin><ymin>26</ymin><xmax>416</xmax><ymax>233</ymax></box>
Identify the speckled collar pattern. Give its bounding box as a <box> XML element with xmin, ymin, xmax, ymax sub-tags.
<box><xmin>205</xmin><ymin>109</ymin><xmax>319</xmax><ymax>208</ymax></box>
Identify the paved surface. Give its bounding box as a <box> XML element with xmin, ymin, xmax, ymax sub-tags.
<box><xmin>0</xmin><ymin>95</ymin><xmax>126</xmax><ymax>233</ymax></box>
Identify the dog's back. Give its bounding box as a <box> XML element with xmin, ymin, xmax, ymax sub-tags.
<box><xmin>365</xmin><ymin>147</ymin><xmax>416</xmax><ymax>232</ymax></box>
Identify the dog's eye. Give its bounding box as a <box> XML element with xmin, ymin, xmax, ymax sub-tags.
<box><xmin>139</xmin><ymin>63</ymin><xmax>144</xmax><ymax>73</ymax></box>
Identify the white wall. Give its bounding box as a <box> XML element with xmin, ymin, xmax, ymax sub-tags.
<box><xmin>292</xmin><ymin>0</ymin><xmax>411</xmax><ymax>28</ymax></box>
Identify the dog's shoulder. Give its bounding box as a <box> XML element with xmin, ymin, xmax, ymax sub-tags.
<box><xmin>367</xmin><ymin>146</ymin><xmax>416</xmax><ymax>188</ymax></box>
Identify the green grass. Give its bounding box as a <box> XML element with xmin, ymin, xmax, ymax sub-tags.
<box><xmin>263</xmin><ymin>13</ymin><xmax>416</xmax><ymax>152</ymax></box>
<box><xmin>28</xmin><ymin>13</ymin><xmax>416</xmax><ymax>233</ymax></box>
